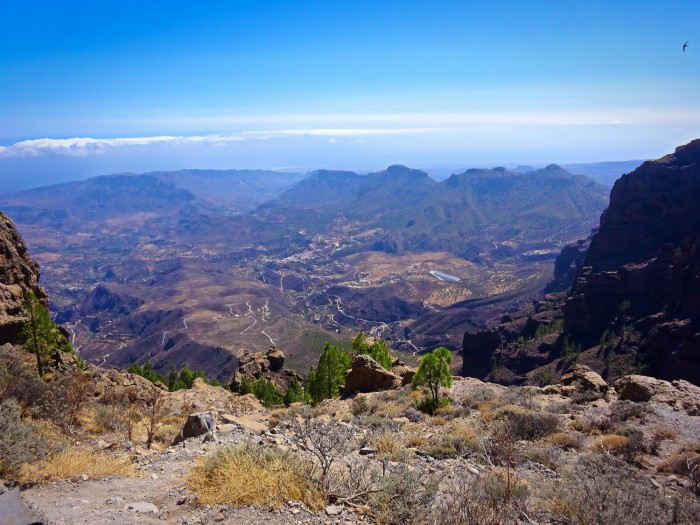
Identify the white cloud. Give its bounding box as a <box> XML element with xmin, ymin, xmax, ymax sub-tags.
<box><xmin>0</xmin><ymin>128</ymin><xmax>443</xmax><ymax>158</ymax></box>
<box><xmin>2</xmin><ymin>107</ymin><xmax>699</xmax><ymax>159</ymax></box>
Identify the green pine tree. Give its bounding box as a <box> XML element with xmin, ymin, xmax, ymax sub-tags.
<box><xmin>20</xmin><ymin>291</ymin><xmax>65</xmax><ymax>377</ymax></box>
<box><xmin>305</xmin><ymin>342</ymin><xmax>352</xmax><ymax>403</ymax></box>
<box><xmin>412</xmin><ymin>346</ymin><xmax>453</xmax><ymax>413</ymax></box>
<box><xmin>351</xmin><ymin>331</ymin><xmax>392</xmax><ymax>370</ymax></box>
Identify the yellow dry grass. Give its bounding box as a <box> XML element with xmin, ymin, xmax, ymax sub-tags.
<box><xmin>375</xmin><ymin>433</ymin><xmax>408</xmax><ymax>462</ymax></box>
<box><xmin>443</xmin><ymin>421</ymin><xmax>478</xmax><ymax>441</ymax></box>
<box><xmin>429</xmin><ymin>415</ymin><xmax>449</xmax><ymax>427</ymax></box>
<box><xmin>189</xmin><ymin>444</ymin><xmax>324</xmax><ymax>510</ymax></box>
<box><xmin>19</xmin><ymin>447</ymin><xmax>135</xmax><ymax>484</ymax></box>
<box><xmin>548</xmin><ymin>432</ymin><xmax>582</xmax><ymax>450</ymax></box>
<box><xmin>375</xmin><ymin>401</ymin><xmax>407</xmax><ymax>419</ymax></box>
<box><xmin>590</xmin><ymin>435</ymin><xmax>629</xmax><ymax>453</ymax></box>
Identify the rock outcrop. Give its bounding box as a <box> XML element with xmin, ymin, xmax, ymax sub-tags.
<box><xmin>229</xmin><ymin>348</ymin><xmax>301</xmax><ymax>394</ymax></box>
<box><xmin>614</xmin><ymin>375</ymin><xmax>700</xmax><ymax>415</ymax></box>
<box><xmin>343</xmin><ymin>354</ymin><xmax>402</xmax><ymax>395</ymax></box>
<box><xmin>0</xmin><ymin>211</ymin><xmax>48</xmax><ymax>344</ymax></box>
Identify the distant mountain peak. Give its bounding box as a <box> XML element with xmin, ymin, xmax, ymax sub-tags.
<box><xmin>386</xmin><ymin>164</ymin><xmax>411</xmax><ymax>172</ymax></box>
<box><xmin>543</xmin><ymin>163</ymin><xmax>564</xmax><ymax>171</ymax></box>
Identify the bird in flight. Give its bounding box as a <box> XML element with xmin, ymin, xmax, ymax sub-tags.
<box><xmin>683</xmin><ymin>40</ymin><xmax>689</xmax><ymax>52</ymax></box>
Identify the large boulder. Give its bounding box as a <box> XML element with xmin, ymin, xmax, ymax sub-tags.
<box><xmin>561</xmin><ymin>364</ymin><xmax>608</xmax><ymax>394</ymax></box>
<box><xmin>614</xmin><ymin>374</ymin><xmax>675</xmax><ymax>402</ymax></box>
<box><xmin>173</xmin><ymin>411</ymin><xmax>216</xmax><ymax>444</ymax></box>
<box><xmin>614</xmin><ymin>375</ymin><xmax>700</xmax><ymax>415</ymax></box>
<box><xmin>344</xmin><ymin>354</ymin><xmax>401</xmax><ymax>395</ymax></box>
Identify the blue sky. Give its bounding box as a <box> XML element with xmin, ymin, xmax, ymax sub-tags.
<box><xmin>1</xmin><ymin>0</ymin><xmax>699</xmax><ymax>181</ymax></box>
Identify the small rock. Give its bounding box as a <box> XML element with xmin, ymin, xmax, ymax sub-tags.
<box><xmin>79</xmin><ymin>474</ymin><xmax>89</xmax><ymax>482</ymax></box>
<box><xmin>124</xmin><ymin>501</ymin><xmax>159</xmax><ymax>514</ymax></box>
<box><xmin>151</xmin><ymin>473</ymin><xmax>159</xmax><ymax>480</ymax></box>
<box><xmin>468</xmin><ymin>467</ymin><xmax>480</xmax><ymax>475</ymax></box>
<box><xmin>359</xmin><ymin>447</ymin><xmax>377</xmax><ymax>456</ymax></box>
<box><xmin>176</xmin><ymin>496</ymin><xmax>188</xmax><ymax>505</ymax></box>
<box><xmin>325</xmin><ymin>504</ymin><xmax>344</xmax><ymax>516</ymax></box>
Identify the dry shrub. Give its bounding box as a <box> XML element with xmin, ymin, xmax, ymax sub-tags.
<box><xmin>405</xmin><ymin>433</ymin><xmax>428</xmax><ymax>448</ymax></box>
<box><xmin>570</xmin><ymin>419</ymin><xmax>597</xmax><ymax>435</ymax></box>
<box><xmin>500</xmin><ymin>386</ymin><xmax>538</xmax><ymax>409</ymax></box>
<box><xmin>429</xmin><ymin>415</ymin><xmax>449</xmax><ymax>427</ymax></box>
<box><xmin>375</xmin><ymin>433</ymin><xmax>408</xmax><ymax>462</ymax></box>
<box><xmin>502</xmin><ymin>408</ymin><xmax>560</xmax><ymax>441</ymax></box>
<box><xmin>549</xmin><ymin>454</ymin><xmax>685</xmax><ymax>525</ymax></box>
<box><xmin>189</xmin><ymin>444</ymin><xmax>324</xmax><ymax>510</ymax></box>
<box><xmin>378</xmin><ymin>401</ymin><xmax>409</xmax><ymax>419</ymax></box>
<box><xmin>34</xmin><ymin>372</ymin><xmax>91</xmax><ymax>433</ymax></box>
<box><xmin>432</xmin><ymin>469</ymin><xmax>529</xmax><ymax>525</ymax></box>
<box><xmin>351</xmin><ymin>394</ymin><xmax>373</xmax><ymax>416</ymax></box>
<box><xmin>524</xmin><ymin>444</ymin><xmax>562</xmax><ymax>471</ymax></box>
<box><xmin>548</xmin><ymin>432</ymin><xmax>583</xmax><ymax>450</ymax></box>
<box><xmin>153</xmin><ymin>415</ymin><xmax>186</xmax><ymax>445</ymax></box>
<box><xmin>682</xmin><ymin>441</ymin><xmax>700</xmax><ymax>454</ymax></box>
<box><xmin>268</xmin><ymin>408</ymin><xmax>288</xmax><ymax>427</ymax></box>
<box><xmin>476</xmin><ymin>400</ymin><xmax>498</xmax><ymax>422</ymax></box>
<box><xmin>285</xmin><ymin>409</ymin><xmax>355</xmax><ymax>491</ymax></box>
<box><xmin>0</xmin><ymin>399</ymin><xmax>48</xmax><ymax>478</ymax></box>
<box><xmin>650</xmin><ymin>425</ymin><xmax>677</xmax><ymax>442</ymax></box>
<box><xmin>607</xmin><ymin>400</ymin><xmax>650</xmax><ymax>425</ymax></box>
<box><xmin>422</xmin><ymin>421</ymin><xmax>479</xmax><ymax>460</ymax></box>
<box><xmin>434</xmin><ymin>403</ymin><xmax>469</xmax><ymax>420</ymax></box>
<box><xmin>657</xmin><ymin>452</ymin><xmax>700</xmax><ymax>476</ymax></box>
<box><xmin>19</xmin><ymin>447</ymin><xmax>135</xmax><ymax>483</ymax></box>
<box><xmin>591</xmin><ymin>434</ymin><xmax>629</xmax><ymax>454</ymax></box>
<box><xmin>0</xmin><ymin>347</ymin><xmax>46</xmax><ymax>407</ymax></box>
<box><xmin>83</xmin><ymin>402</ymin><xmax>126</xmax><ymax>434</ymax></box>
<box><xmin>369</xmin><ymin>465</ymin><xmax>437</xmax><ymax>525</ymax></box>
<box><xmin>462</xmin><ymin>385</ymin><xmax>496</xmax><ymax>409</ymax></box>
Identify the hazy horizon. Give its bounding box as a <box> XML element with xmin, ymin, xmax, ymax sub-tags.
<box><xmin>1</xmin><ymin>1</ymin><xmax>698</xmax><ymax>188</ymax></box>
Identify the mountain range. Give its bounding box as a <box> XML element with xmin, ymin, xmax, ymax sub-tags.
<box><xmin>0</xmin><ymin>164</ymin><xmax>609</xmax><ymax>379</ymax></box>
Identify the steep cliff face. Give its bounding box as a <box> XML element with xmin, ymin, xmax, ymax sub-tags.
<box><xmin>564</xmin><ymin>139</ymin><xmax>700</xmax><ymax>382</ymax></box>
<box><xmin>0</xmin><ymin>211</ymin><xmax>48</xmax><ymax>344</ymax></box>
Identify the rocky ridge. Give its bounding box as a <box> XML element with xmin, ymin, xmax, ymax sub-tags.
<box><xmin>462</xmin><ymin>139</ymin><xmax>700</xmax><ymax>386</ymax></box>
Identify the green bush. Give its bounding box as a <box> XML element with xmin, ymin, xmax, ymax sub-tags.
<box><xmin>240</xmin><ymin>378</ymin><xmax>284</xmax><ymax>407</ymax></box>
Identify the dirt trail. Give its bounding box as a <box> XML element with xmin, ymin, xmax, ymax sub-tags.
<box><xmin>22</xmin><ymin>427</ymin><xmax>337</xmax><ymax>525</ymax></box>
